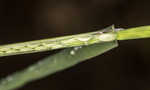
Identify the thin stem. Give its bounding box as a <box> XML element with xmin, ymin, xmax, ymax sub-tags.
<box><xmin>117</xmin><ymin>25</ymin><xmax>150</xmax><ymax>40</ymax></box>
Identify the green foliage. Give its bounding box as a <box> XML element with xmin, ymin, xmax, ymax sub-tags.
<box><xmin>117</xmin><ymin>25</ymin><xmax>150</xmax><ymax>40</ymax></box>
<box><xmin>0</xmin><ymin>41</ymin><xmax>117</xmax><ymax>90</ymax></box>
<box><xmin>0</xmin><ymin>25</ymin><xmax>150</xmax><ymax>90</ymax></box>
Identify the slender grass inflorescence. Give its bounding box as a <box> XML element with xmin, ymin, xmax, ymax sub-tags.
<box><xmin>0</xmin><ymin>25</ymin><xmax>150</xmax><ymax>90</ymax></box>
<box><xmin>0</xmin><ymin>26</ymin><xmax>116</xmax><ymax>57</ymax></box>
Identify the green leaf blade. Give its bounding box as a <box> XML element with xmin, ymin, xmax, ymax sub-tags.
<box><xmin>117</xmin><ymin>25</ymin><xmax>150</xmax><ymax>40</ymax></box>
<box><xmin>0</xmin><ymin>41</ymin><xmax>118</xmax><ymax>90</ymax></box>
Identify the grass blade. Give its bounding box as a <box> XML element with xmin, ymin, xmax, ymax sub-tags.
<box><xmin>117</xmin><ymin>25</ymin><xmax>150</xmax><ymax>40</ymax></box>
<box><xmin>0</xmin><ymin>41</ymin><xmax>118</xmax><ymax>90</ymax></box>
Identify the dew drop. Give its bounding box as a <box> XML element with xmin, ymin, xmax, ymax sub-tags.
<box><xmin>98</xmin><ymin>34</ymin><xmax>116</xmax><ymax>41</ymax></box>
<box><xmin>79</xmin><ymin>46</ymin><xmax>82</xmax><ymax>49</ymax></box>
<box><xmin>70</xmin><ymin>50</ymin><xmax>75</xmax><ymax>55</ymax></box>
<box><xmin>74</xmin><ymin>47</ymin><xmax>79</xmax><ymax>51</ymax></box>
<box><xmin>74</xmin><ymin>46</ymin><xmax>82</xmax><ymax>51</ymax></box>
<box><xmin>77</xmin><ymin>37</ymin><xmax>91</xmax><ymax>42</ymax></box>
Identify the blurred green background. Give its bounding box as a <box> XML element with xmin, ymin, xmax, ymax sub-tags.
<box><xmin>0</xmin><ymin>0</ymin><xmax>150</xmax><ymax>90</ymax></box>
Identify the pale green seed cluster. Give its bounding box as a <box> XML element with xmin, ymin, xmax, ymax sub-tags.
<box><xmin>0</xmin><ymin>28</ymin><xmax>116</xmax><ymax>57</ymax></box>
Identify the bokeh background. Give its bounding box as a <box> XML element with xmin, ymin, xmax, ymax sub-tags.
<box><xmin>0</xmin><ymin>0</ymin><xmax>150</xmax><ymax>90</ymax></box>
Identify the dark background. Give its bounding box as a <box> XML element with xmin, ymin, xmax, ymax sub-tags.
<box><xmin>0</xmin><ymin>0</ymin><xmax>150</xmax><ymax>90</ymax></box>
